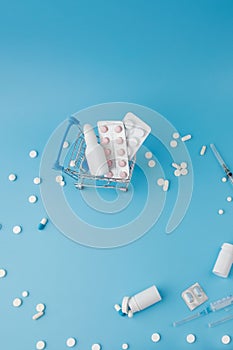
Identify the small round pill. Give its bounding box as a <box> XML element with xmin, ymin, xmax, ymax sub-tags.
<box><xmin>218</xmin><ymin>209</ymin><xmax>224</xmax><ymax>215</ymax></box>
<box><xmin>102</xmin><ymin>137</ymin><xmax>110</xmax><ymax>144</ymax></box>
<box><xmin>222</xmin><ymin>177</ymin><xmax>227</xmax><ymax>183</ymax></box>
<box><xmin>170</xmin><ymin>140</ymin><xmax>178</xmax><ymax>148</ymax></box>
<box><xmin>13</xmin><ymin>225</ymin><xmax>22</xmax><ymax>234</ymax></box>
<box><xmin>145</xmin><ymin>151</ymin><xmax>153</xmax><ymax>159</ymax></box>
<box><xmin>227</xmin><ymin>196</ymin><xmax>232</xmax><ymax>202</ymax></box>
<box><xmin>63</xmin><ymin>141</ymin><xmax>70</xmax><ymax>149</ymax></box>
<box><xmin>13</xmin><ymin>298</ymin><xmax>22</xmax><ymax>307</ymax></box>
<box><xmin>70</xmin><ymin>160</ymin><xmax>76</xmax><ymax>167</ymax></box>
<box><xmin>120</xmin><ymin>171</ymin><xmax>128</xmax><ymax>178</ymax></box>
<box><xmin>105</xmin><ymin>171</ymin><xmax>113</xmax><ymax>178</ymax></box>
<box><xmin>107</xmin><ymin>160</ymin><xmax>113</xmax><ymax>167</ymax></box>
<box><xmin>151</xmin><ymin>333</ymin><xmax>161</xmax><ymax>343</ymax></box>
<box><xmin>115</xmin><ymin>125</ymin><xmax>122</xmax><ymax>133</ymax></box>
<box><xmin>36</xmin><ymin>303</ymin><xmax>45</xmax><ymax>312</ymax></box>
<box><xmin>174</xmin><ymin>169</ymin><xmax>181</xmax><ymax>176</ymax></box>
<box><xmin>173</xmin><ymin>132</ymin><xmax>180</xmax><ymax>139</ymax></box>
<box><xmin>186</xmin><ymin>334</ymin><xmax>196</xmax><ymax>344</ymax></box>
<box><xmin>36</xmin><ymin>340</ymin><xmax>46</xmax><ymax>350</ymax></box>
<box><xmin>0</xmin><ymin>269</ymin><xmax>7</xmax><ymax>278</ymax></box>
<box><xmin>117</xmin><ymin>149</ymin><xmax>125</xmax><ymax>156</ymax></box>
<box><xmin>22</xmin><ymin>291</ymin><xmax>29</xmax><ymax>297</ymax></box>
<box><xmin>33</xmin><ymin>177</ymin><xmax>41</xmax><ymax>185</ymax></box>
<box><xmin>56</xmin><ymin>175</ymin><xmax>63</xmax><ymax>183</ymax></box>
<box><xmin>116</xmin><ymin>137</ymin><xmax>124</xmax><ymax>144</ymax></box>
<box><xmin>92</xmin><ymin>344</ymin><xmax>101</xmax><ymax>350</ymax></box>
<box><xmin>8</xmin><ymin>173</ymin><xmax>17</xmax><ymax>181</ymax></box>
<box><xmin>119</xmin><ymin>160</ymin><xmax>126</xmax><ymax>167</ymax></box>
<box><xmin>148</xmin><ymin>160</ymin><xmax>156</xmax><ymax>168</ymax></box>
<box><xmin>157</xmin><ymin>178</ymin><xmax>165</xmax><ymax>186</ymax></box>
<box><xmin>29</xmin><ymin>150</ymin><xmax>38</xmax><ymax>158</ymax></box>
<box><xmin>114</xmin><ymin>304</ymin><xmax>121</xmax><ymax>311</ymax></box>
<box><xmin>66</xmin><ymin>337</ymin><xmax>76</xmax><ymax>347</ymax></box>
<box><xmin>105</xmin><ymin>148</ymin><xmax>111</xmax><ymax>156</ymax></box>
<box><xmin>180</xmin><ymin>168</ymin><xmax>188</xmax><ymax>176</ymax></box>
<box><xmin>222</xmin><ymin>335</ymin><xmax>231</xmax><ymax>344</ymax></box>
<box><xmin>28</xmin><ymin>195</ymin><xmax>37</xmax><ymax>204</ymax></box>
<box><xmin>100</xmin><ymin>125</ymin><xmax>108</xmax><ymax>133</ymax></box>
<box><xmin>60</xmin><ymin>181</ymin><xmax>66</xmax><ymax>187</ymax></box>
<box><xmin>180</xmin><ymin>162</ymin><xmax>187</xmax><ymax>169</ymax></box>
<box><xmin>122</xmin><ymin>343</ymin><xmax>129</xmax><ymax>349</ymax></box>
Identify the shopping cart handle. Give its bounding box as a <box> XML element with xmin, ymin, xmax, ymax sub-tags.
<box><xmin>53</xmin><ymin>116</ymin><xmax>80</xmax><ymax>171</ymax></box>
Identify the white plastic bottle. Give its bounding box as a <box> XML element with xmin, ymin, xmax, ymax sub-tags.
<box><xmin>83</xmin><ymin>124</ymin><xmax>109</xmax><ymax>176</ymax></box>
<box><xmin>212</xmin><ymin>243</ymin><xmax>233</xmax><ymax>278</ymax></box>
<box><xmin>128</xmin><ymin>285</ymin><xmax>162</xmax><ymax>314</ymax></box>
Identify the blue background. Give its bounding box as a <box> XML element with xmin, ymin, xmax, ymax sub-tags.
<box><xmin>1</xmin><ymin>0</ymin><xmax>233</xmax><ymax>349</ymax></box>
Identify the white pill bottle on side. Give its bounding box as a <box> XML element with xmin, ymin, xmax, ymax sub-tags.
<box><xmin>128</xmin><ymin>285</ymin><xmax>162</xmax><ymax>314</ymax></box>
<box><xmin>83</xmin><ymin>124</ymin><xmax>109</xmax><ymax>176</ymax></box>
<box><xmin>213</xmin><ymin>243</ymin><xmax>233</xmax><ymax>278</ymax></box>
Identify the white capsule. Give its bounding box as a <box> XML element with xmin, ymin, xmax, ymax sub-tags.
<box><xmin>127</xmin><ymin>310</ymin><xmax>133</xmax><ymax>318</ymax></box>
<box><xmin>173</xmin><ymin>132</ymin><xmax>180</xmax><ymax>139</ymax></box>
<box><xmin>145</xmin><ymin>151</ymin><xmax>153</xmax><ymax>159</ymax></box>
<box><xmin>32</xmin><ymin>311</ymin><xmax>44</xmax><ymax>320</ymax></box>
<box><xmin>170</xmin><ymin>140</ymin><xmax>178</xmax><ymax>148</ymax></box>
<box><xmin>200</xmin><ymin>145</ymin><xmax>207</xmax><ymax>156</ymax></box>
<box><xmin>33</xmin><ymin>177</ymin><xmax>41</xmax><ymax>185</ymax></box>
<box><xmin>172</xmin><ymin>162</ymin><xmax>181</xmax><ymax>169</ymax></box>
<box><xmin>148</xmin><ymin>160</ymin><xmax>156</xmax><ymax>168</ymax></box>
<box><xmin>92</xmin><ymin>344</ymin><xmax>101</xmax><ymax>350</ymax></box>
<box><xmin>13</xmin><ymin>225</ymin><xmax>22</xmax><ymax>234</ymax></box>
<box><xmin>227</xmin><ymin>196</ymin><xmax>232</xmax><ymax>202</ymax></box>
<box><xmin>181</xmin><ymin>134</ymin><xmax>192</xmax><ymax>142</ymax></box>
<box><xmin>222</xmin><ymin>177</ymin><xmax>227</xmax><ymax>183</ymax></box>
<box><xmin>222</xmin><ymin>335</ymin><xmax>231</xmax><ymax>344</ymax></box>
<box><xmin>163</xmin><ymin>180</ymin><xmax>169</xmax><ymax>192</ymax></box>
<box><xmin>29</xmin><ymin>150</ymin><xmax>38</xmax><ymax>158</ymax></box>
<box><xmin>186</xmin><ymin>334</ymin><xmax>196</xmax><ymax>343</ymax></box>
<box><xmin>174</xmin><ymin>169</ymin><xmax>181</xmax><ymax>177</ymax></box>
<box><xmin>63</xmin><ymin>141</ymin><xmax>70</xmax><ymax>149</ymax></box>
<box><xmin>66</xmin><ymin>337</ymin><xmax>76</xmax><ymax>347</ymax></box>
<box><xmin>0</xmin><ymin>269</ymin><xmax>7</xmax><ymax>278</ymax></box>
<box><xmin>28</xmin><ymin>195</ymin><xmax>37</xmax><ymax>204</ymax></box>
<box><xmin>36</xmin><ymin>340</ymin><xmax>46</xmax><ymax>350</ymax></box>
<box><xmin>8</xmin><ymin>173</ymin><xmax>17</xmax><ymax>181</ymax></box>
<box><xmin>157</xmin><ymin>178</ymin><xmax>165</xmax><ymax>186</ymax></box>
<box><xmin>36</xmin><ymin>303</ymin><xmax>45</xmax><ymax>312</ymax></box>
<box><xmin>218</xmin><ymin>209</ymin><xmax>224</xmax><ymax>215</ymax></box>
<box><xmin>180</xmin><ymin>162</ymin><xmax>187</xmax><ymax>169</ymax></box>
<box><xmin>13</xmin><ymin>297</ymin><xmax>22</xmax><ymax>307</ymax></box>
<box><xmin>180</xmin><ymin>168</ymin><xmax>188</xmax><ymax>176</ymax></box>
<box><xmin>122</xmin><ymin>343</ymin><xmax>129</xmax><ymax>349</ymax></box>
<box><xmin>151</xmin><ymin>333</ymin><xmax>161</xmax><ymax>343</ymax></box>
<box><xmin>22</xmin><ymin>290</ymin><xmax>29</xmax><ymax>297</ymax></box>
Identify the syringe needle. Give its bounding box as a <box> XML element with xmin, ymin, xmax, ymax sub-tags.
<box><xmin>210</xmin><ymin>144</ymin><xmax>233</xmax><ymax>184</ymax></box>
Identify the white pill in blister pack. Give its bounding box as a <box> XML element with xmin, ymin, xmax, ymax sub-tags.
<box><xmin>123</xmin><ymin>112</ymin><xmax>151</xmax><ymax>160</ymax></box>
<box><xmin>97</xmin><ymin>121</ymin><xmax>129</xmax><ymax>179</ymax></box>
<box><xmin>181</xmin><ymin>282</ymin><xmax>208</xmax><ymax>310</ymax></box>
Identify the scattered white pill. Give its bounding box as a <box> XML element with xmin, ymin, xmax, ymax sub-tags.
<box><xmin>172</xmin><ymin>162</ymin><xmax>180</xmax><ymax>169</ymax></box>
<box><xmin>227</xmin><ymin>196</ymin><xmax>232</xmax><ymax>202</ymax></box>
<box><xmin>32</xmin><ymin>311</ymin><xmax>44</xmax><ymax>320</ymax></box>
<box><xmin>163</xmin><ymin>180</ymin><xmax>169</xmax><ymax>192</ymax></box>
<box><xmin>186</xmin><ymin>334</ymin><xmax>196</xmax><ymax>343</ymax></box>
<box><xmin>148</xmin><ymin>160</ymin><xmax>156</xmax><ymax>168</ymax></box>
<box><xmin>170</xmin><ymin>140</ymin><xmax>178</xmax><ymax>148</ymax></box>
<box><xmin>13</xmin><ymin>298</ymin><xmax>22</xmax><ymax>307</ymax></box>
<box><xmin>63</xmin><ymin>141</ymin><xmax>70</xmax><ymax>149</ymax></box>
<box><xmin>92</xmin><ymin>344</ymin><xmax>101</xmax><ymax>350</ymax></box>
<box><xmin>66</xmin><ymin>337</ymin><xmax>76</xmax><ymax>347</ymax></box>
<box><xmin>218</xmin><ymin>209</ymin><xmax>224</xmax><ymax>215</ymax></box>
<box><xmin>145</xmin><ymin>151</ymin><xmax>153</xmax><ymax>159</ymax></box>
<box><xmin>8</xmin><ymin>173</ymin><xmax>17</xmax><ymax>181</ymax></box>
<box><xmin>36</xmin><ymin>303</ymin><xmax>45</xmax><ymax>312</ymax></box>
<box><xmin>0</xmin><ymin>269</ymin><xmax>7</xmax><ymax>278</ymax></box>
<box><xmin>157</xmin><ymin>178</ymin><xmax>165</xmax><ymax>186</ymax></box>
<box><xmin>181</xmin><ymin>134</ymin><xmax>192</xmax><ymax>142</ymax></box>
<box><xmin>22</xmin><ymin>291</ymin><xmax>29</xmax><ymax>297</ymax></box>
<box><xmin>200</xmin><ymin>145</ymin><xmax>207</xmax><ymax>156</ymax></box>
<box><xmin>13</xmin><ymin>225</ymin><xmax>22</xmax><ymax>234</ymax></box>
<box><xmin>222</xmin><ymin>335</ymin><xmax>231</xmax><ymax>345</ymax></box>
<box><xmin>33</xmin><ymin>177</ymin><xmax>41</xmax><ymax>185</ymax></box>
<box><xmin>174</xmin><ymin>169</ymin><xmax>181</xmax><ymax>177</ymax></box>
<box><xmin>36</xmin><ymin>340</ymin><xmax>46</xmax><ymax>350</ymax></box>
<box><xmin>70</xmin><ymin>160</ymin><xmax>76</xmax><ymax>167</ymax></box>
<box><xmin>180</xmin><ymin>168</ymin><xmax>188</xmax><ymax>176</ymax></box>
<box><xmin>29</xmin><ymin>150</ymin><xmax>38</xmax><ymax>158</ymax></box>
<box><xmin>222</xmin><ymin>177</ymin><xmax>227</xmax><ymax>183</ymax></box>
<box><xmin>128</xmin><ymin>310</ymin><xmax>133</xmax><ymax>318</ymax></box>
<box><xmin>55</xmin><ymin>175</ymin><xmax>63</xmax><ymax>183</ymax></box>
<box><xmin>180</xmin><ymin>162</ymin><xmax>187</xmax><ymax>169</ymax></box>
<box><xmin>122</xmin><ymin>343</ymin><xmax>129</xmax><ymax>349</ymax></box>
<box><xmin>173</xmin><ymin>132</ymin><xmax>180</xmax><ymax>139</ymax></box>
<box><xmin>151</xmin><ymin>333</ymin><xmax>161</xmax><ymax>343</ymax></box>
<box><xmin>114</xmin><ymin>304</ymin><xmax>121</xmax><ymax>311</ymax></box>
<box><xmin>59</xmin><ymin>181</ymin><xmax>66</xmax><ymax>187</ymax></box>
<box><xmin>28</xmin><ymin>195</ymin><xmax>37</xmax><ymax>204</ymax></box>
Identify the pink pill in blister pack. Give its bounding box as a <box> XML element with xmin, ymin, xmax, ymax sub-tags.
<box><xmin>97</xmin><ymin>121</ymin><xmax>129</xmax><ymax>179</ymax></box>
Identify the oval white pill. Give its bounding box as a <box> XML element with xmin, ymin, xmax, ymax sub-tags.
<box><xmin>63</xmin><ymin>141</ymin><xmax>70</xmax><ymax>149</ymax></box>
<box><xmin>66</xmin><ymin>337</ymin><xmax>76</xmax><ymax>347</ymax></box>
<box><xmin>122</xmin><ymin>343</ymin><xmax>129</xmax><ymax>349</ymax></box>
<box><xmin>186</xmin><ymin>334</ymin><xmax>196</xmax><ymax>343</ymax></box>
<box><xmin>22</xmin><ymin>290</ymin><xmax>29</xmax><ymax>297</ymax></box>
<box><xmin>163</xmin><ymin>180</ymin><xmax>169</xmax><ymax>192</ymax></box>
<box><xmin>170</xmin><ymin>140</ymin><xmax>178</xmax><ymax>148</ymax></box>
<box><xmin>13</xmin><ymin>225</ymin><xmax>22</xmax><ymax>234</ymax></box>
<box><xmin>222</xmin><ymin>177</ymin><xmax>227</xmax><ymax>183</ymax></box>
<box><xmin>92</xmin><ymin>344</ymin><xmax>101</xmax><ymax>350</ymax></box>
<box><xmin>0</xmin><ymin>269</ymin><xmax>6</xmax><ymax>278</ymax></box>
<box><xmin>157</xmin><ymin>178</ymin><xmax>165</xmax><ymax>186</ymax></box>
<box><xmin>28</xmin><ymin>195</ymin><xmax>37</xmax><ymax>204</ymax></box>
<box><xmin>145</xmin><ymin>151</ymin><xmax>152</xmax><ymax>159</ymax></box>
<box><xmin>174</xmin><ymin>169</ymin><xmax>181</xmax><ymax>177</ymax></box>
<box><xmin>180</xmin><ymin>168</ymin><xmax>188</xmax><ymax>176</ymax></box>
<box><xmin>227</xmin><ymin>196</ymin><xmax>232</xmax><ymax>202</ymax></box>
<box><xmin>56</xmin><ymin>175</ymin><xmax>63</xmax><ymax>183</ymax></box>
<box><xmin>151</xmin><ymin>333</ymin><xmax>161</xmax><ymax>343</ymax></box>
<box><xmin>36</xmin><ymin>303</ymin><xmax>45</xmax><ymax>312</ymax></box>
<box><xmin>128</xmin><ymin>310</ymin><xmax>133</xmax><ymax>318</ymax></box>
<box><xmin>114</xmin><ymin>304</ymin><xmax>121</xmax><ymax>311</ymax></box>
<box><xmin>59</xmin><ymin>181</ymin><xmax>66</xmax><ymax>187</ymax></box>
<box><xmin>173</xmin><ymin>132</ymin><xmax>180</xmax><ymax>139</ymax></box>
<box><xmin>13</xmin><ymin>298</ymin><xmax>22</xmax><ymax>307</ymax></box>
<box><xmin>148</xmin><ymin>160</ymin><xmax>156</xmax><ymax>168</ymax></box>
<box><xmin>222</xmin><ymin>335</ymin><xmax>231</xmax><ymax>344</ymax></box>
<box><xmin>29</xmin><ymin>150</ymin><xmax>38</xmax><ymax>158</ymax></box>
<box><xmin>69</xmin><ymin>160</ymin><xmax>76</xmax><ymax>167</ymax></box>
<box><xmin>180</xmin><ymin>162</ymin><xmax>187</xmax><ymax>169</ymax></box>
<box><xmin>36</xmin><ymin>340</ymin><xmax>46</xmax><ymax>350</ymax></box>
<box><xmin>218</xmin><ymin>209</ymin><xmax>224</xmax><ymax>215</ymax></box>
<box><xmin>8</xmin><ymin>173</ymin><xmax>17</xmax><ymax>181</ymax></box>
<box><xmin>132</xmin><ymin>128</ymin><xmax>144</xmax><ymax>138</ymax></box>
<box><xmin>33</xmin><ymin>177</ymin><xmax>41</xmax><ymax>185</ymax></box>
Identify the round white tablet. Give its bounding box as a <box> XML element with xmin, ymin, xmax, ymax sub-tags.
<box><xmin>22</xmin><ymin>291</ymin><xmax>29</xmax><ymax>297</ymax></box>
<box><xmin>170</xmin><ymin>140</ymin><xmax>178</xmax><ymax>148</ymax></box>
<box><xmin>218</xmin><ymin>209</ymin><xmax>224</xmax><ymax>215</ymax></box>
<box><xmin>8</xmin><ymin>173</ymin><xmax>17</xmax><ymax>181</ymax></box>
<box><xmin>33</xmin><ymin>177</ymin><xmax>41</xmax><ymax>185</ymax></box>
<box><xmin>60</xmin><ymin>181</ymin><xmax>66</xmax><ymax>187</ymax></box>
<box><xmin>13</xmin><ymin>298</ymin><xmax>22</xmax><ymax>307</ymax></box>
<box><xmin>55</xmin><ymin>175</ymin><xmax>63</xmax><ymax>183</ymax></box>
<box><xmin>222</xmin><ymin>177</ymin><xmax>227</xmax><ymax>183</ymax></box>
<box><xmin>0</xmin><ymin>269</ymin><xmax>6</xmax><ymax>278</ymax></box>
<box><xmin>180</xmin><ymin>162</ymin><xmax>187</xmax><ymax>169</ymax></box>
<box><xmin>145</xmin><ymin>151</ymin><xmax>152</xmax><ymax>159</ymax></box>
<box><xmin>148</xmin><ymin>160</ymin><xmax>156</xmax><ymax>168</ymax></box>
<box><xmin>174</xmin><ymin>169</ymin><xmax>181</xmax><ymax>177</ymax></box>
<box><xmin>186</xmin><ymin>334</ymin><xmax>196</xmax><ymax>344</ymax></box>
<box><xmin>151</xmin><ymin>333</ymin><xmax>161</xmax><ymax>343</ymax></box>
<box><xmin>227</xmin><ymin>196</ymin><xmax>232</xmax><ymax>202</ymax></box>
<box><xmin>157</xmin><ymin>178</ymin><xmax>165</xmax><ymax>186</ymax></box>
<box><xmin>66</xmin><ymin>337</ymin><xmax>76</xmax><ymax>347</ymax></box>
<box><xmin>63</xmin><ymin>141</ymin><xmax>70</xmax><ymax>149</ymax></box>
<box><xmin>180</xmin><ymin>168</ymin><xmax>188</xmax><ymax>176</ymax></box>
<box><xmin>36</xmin><ymin>340</ymin><xmax>46</xmax><ymax>350</ymax></box>
<box><xmin>28</xmin><ymin>195</ymin><xmax>37</xmax><ymax>204</ymax></box>
<box><xmin>29</xmin><ymin>150</ymin><xmax>38</xmax><ymax>158</ymax></box>
<box><xmin>173</xmin><ymin>132</ymin><xmax>180</xmax><ymax>139</ymax></box>
<box><xmin>92</xmin><ymin>344</ymin><xmax>101</xmax><ymax>350</ymax></box>
<box><xmin>13</xmin><ymin>225</ymin><xmax>22</xmax><ymax>234</ymax></box>
<box><xmin>222</xmin><ymin>335</ymin><xmax>231</xmax><ymax>344</ymax></box>
<box><xmin>122</xmin><ymin>343</ymin><xmax>129</xmax><ymax>349</ymax></box>
<box><xmin>36</xmin><ymin>303</ymin><xmax>45</xmax><ymax>312</ymax></box>
<box><xmin>70</xmin><ymin>160</ymin><xmax>76</xmax><ymax>167</ymax></box>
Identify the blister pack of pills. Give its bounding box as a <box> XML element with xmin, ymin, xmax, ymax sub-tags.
<box><xmin>181</xmin><ymin>282</ymin><xmax>208</xmax><ymax>311</ymax></box>
<box><xmin>97</xmin><ymin>121</ymin><xmax>129</xmax><ymax>179</ymax></box>
<box><xmin>123</xmin><ymin>112</ymin><xmax>151</xmax><ymax>160</ymax></box>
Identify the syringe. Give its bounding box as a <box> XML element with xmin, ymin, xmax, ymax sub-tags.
<box><xmin>173</xmin><ymin>295</ymin><xmax>233</xmax><ymax>327</ymax></box>
<box><xmin>210</xmin><ymin>144</ymin><xmax>233</xmax><ymax>184</ymax></box>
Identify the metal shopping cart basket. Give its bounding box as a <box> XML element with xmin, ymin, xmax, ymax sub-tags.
<box><xmin>54</xmin><ymin>117</ymin><xmax>136</xmax><ymax>191</ymax></box>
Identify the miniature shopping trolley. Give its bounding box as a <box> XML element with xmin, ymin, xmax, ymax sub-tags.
<box><xmin>54</xmin><ymin>117</ymin><xmax>136</xmax><ymax>191</ymax></box>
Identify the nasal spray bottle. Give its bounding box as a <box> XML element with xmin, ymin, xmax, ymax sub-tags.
<box><xmin>83</xmin><ymin>124</ymin><xmax>109</xmax><ymax>176</ymax></box>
